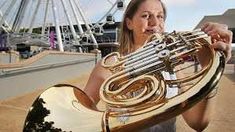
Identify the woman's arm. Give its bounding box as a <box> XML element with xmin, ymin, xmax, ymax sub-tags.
<box><xmin>182</xmin><ymin>22</ymin><xmax>233</xmax><ymax>131</ymax></box>
<box><xmin>84</xmin><ymin>61</ymin><xmax>112</xmax><ymax>104</ymax></box>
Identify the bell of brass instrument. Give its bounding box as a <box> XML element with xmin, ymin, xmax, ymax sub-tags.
<box><xmin>23</xmin><ymin>29</ymin><xmax>225</xmax><ymax>132</ymax></box>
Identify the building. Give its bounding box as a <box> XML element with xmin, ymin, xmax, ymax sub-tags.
<box><xmin>80</xmin><ymin>22</ymin><xmax>120</xmax><ymax>57</ymax></box>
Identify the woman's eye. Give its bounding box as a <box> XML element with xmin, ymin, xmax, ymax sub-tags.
<box><xmin>157</xmin><ymin>15</ymin><xmax>164</xmax><ymax>20</ymax></box>
<box><xmin>142</xmin><ymin>14</ymin><xmax>149</xmax><ymax>19</ymax></box>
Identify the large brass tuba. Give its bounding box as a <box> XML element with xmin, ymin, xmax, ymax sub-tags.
<box><xmin>23</xmin><ymin>29</ymin><xmax>225</xmax><ymax>132</ymax></box>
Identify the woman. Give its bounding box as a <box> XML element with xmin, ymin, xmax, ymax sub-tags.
<box><xmin>84</xmin><ymin>0</ymin><xmax>233</xmax><ymax>131</ymax></box>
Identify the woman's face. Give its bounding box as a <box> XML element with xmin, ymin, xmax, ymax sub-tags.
<box><xmin>126</xmin><ymin>0</ymin><xmax>165</xmax><ymax>46</ymax></box>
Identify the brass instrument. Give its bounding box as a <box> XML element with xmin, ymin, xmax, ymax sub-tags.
<box><xmin>23</xmin><ymin>29</ymin><xmax>225</xmax><ymax>132</ymax></box>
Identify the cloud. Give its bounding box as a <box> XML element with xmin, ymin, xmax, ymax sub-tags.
<box><xmin>79</xmin><ymin>0</ymin><xmax>130</xmax><ymax>23</ymax></box>
<box><xmin>79</xmin><ymin>0</ymin><xmax>114</xmax><ymax>22</ymax></box>
<box><xmin>163</xmin><ymin>0</ymin><xmax>196</xmax><ymax>6</ymax></box>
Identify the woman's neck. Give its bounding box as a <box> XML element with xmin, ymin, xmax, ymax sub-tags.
<box><xmin>133</xmin><ymin>40</ymin><xmax>146</xmax><ymax>51</ymax></box>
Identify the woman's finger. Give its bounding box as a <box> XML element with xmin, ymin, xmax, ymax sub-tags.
<box><xmin>201</xmin><ymin>22</ymin><xmax>228</xmax><ymax>33</ymax></box>
<box><xmin>212</xmin><ymin>41</ymin><xmax>232</xmax><ymax>62</ymax></box>
<box><xmin>206</xmin><ymin>28</ymin><xmax>233</xmax><ymax>44</ymax></box>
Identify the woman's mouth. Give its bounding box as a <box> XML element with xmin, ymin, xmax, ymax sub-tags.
<box><xmin>145</xmin><ymin>28</ymin><xmax>160</xmax><ymax>34</ymax></box>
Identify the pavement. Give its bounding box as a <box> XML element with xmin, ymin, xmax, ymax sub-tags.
<box><xmin>0</xmin><ymin>65</ymin><xmax>234</xmax><ymax>132</ymax></box>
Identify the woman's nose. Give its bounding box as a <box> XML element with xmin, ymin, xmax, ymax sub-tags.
<box><xmin>148</xmin><ymin>15</ymin><xmax>159</xmax><ymax>26</ymax></box>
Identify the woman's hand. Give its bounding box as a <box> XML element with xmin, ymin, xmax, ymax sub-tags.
<box><xmin>201</xmin><ymin>22</ymin><xmax>233</xmax><ymax>62</ymax></box>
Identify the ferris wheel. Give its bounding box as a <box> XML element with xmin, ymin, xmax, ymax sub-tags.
<box><xmin>0</xmin><ymin>0</ymin><xmax>127</xmax><ymax>52</ymax></box>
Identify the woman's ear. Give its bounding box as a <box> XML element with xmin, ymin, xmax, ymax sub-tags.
<box><xmin>126</xmin><ymin>18</ymin><xmax>133</xmax><ymax>30</ymax></box>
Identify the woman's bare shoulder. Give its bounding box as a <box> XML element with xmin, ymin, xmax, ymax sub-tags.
<box><xmin>84</xmin><ymin>59</ymin><xmax>112</xmax><ymax>103</ymax></box>
<box><xmin>90</xmin><ymin>60</ymin><xmax>112</xmax><ymax>81</ymax></box>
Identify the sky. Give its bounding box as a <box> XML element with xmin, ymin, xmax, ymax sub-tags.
<box><xmin>163</xmin><ymin>0</ymin><xmax>235</xmax><ymax>32</ymax></box>
<box><xmin>0</xmin><ymin>0</ymin><xmax>234</xmax><ymax>33</ymax></box>
<box><xmin>82</xmin><ymin>0</ymin><xmax>235</xmax><ymax>32</ymax></box>
<box><xmin>78</xmin><ymin>0</ymin><xmax>235</xmax><ymax>32</ymax></box>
